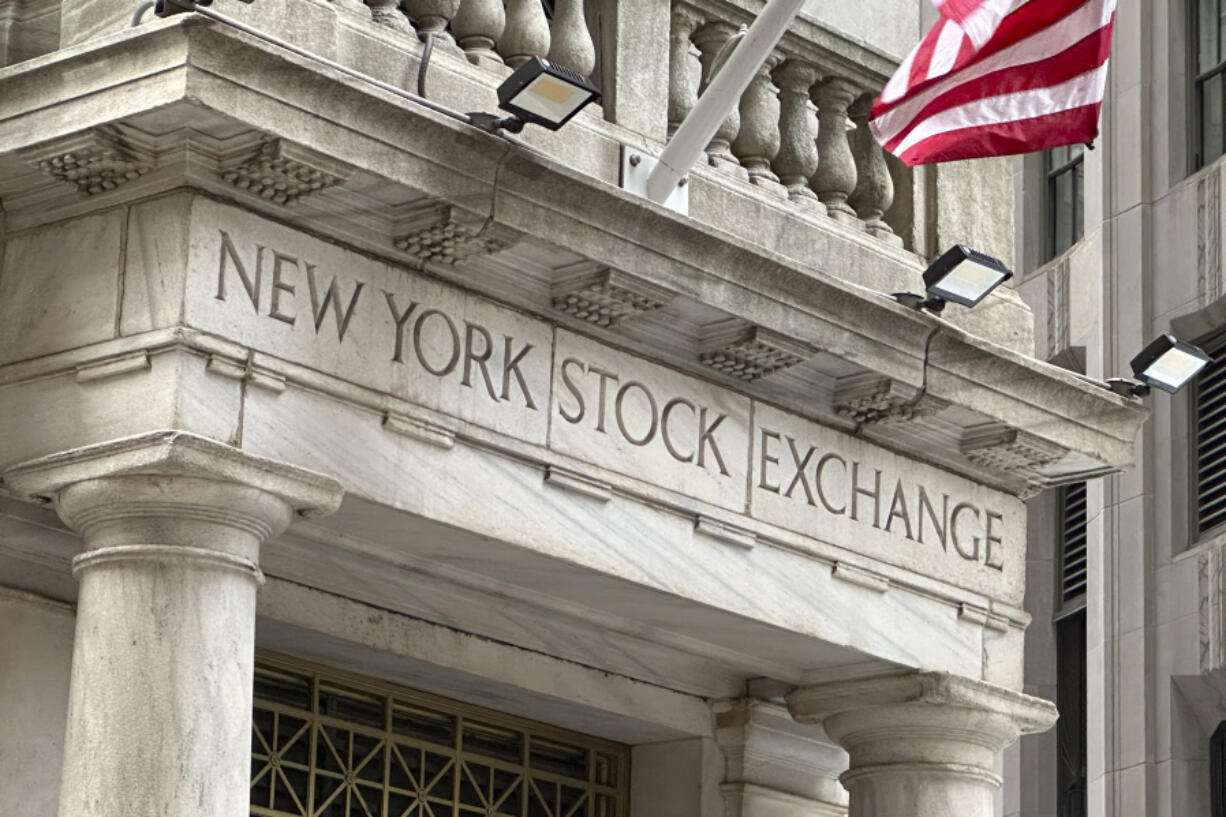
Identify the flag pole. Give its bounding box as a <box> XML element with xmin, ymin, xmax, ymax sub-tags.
<box><xmin>642</xmin><ymin>0</ymin><xmax>806</xmax><ymax>204</ymax></box>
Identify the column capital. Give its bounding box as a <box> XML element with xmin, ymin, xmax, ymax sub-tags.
<box><xmin>786</xmin><ymin>672</ymin><xmax>1056</xmax><ymax>817</ymax></box>
<box><xmin>4</xmin><ymin>430</ymin><xmax>344</xmax><ymax>516</ymax></box>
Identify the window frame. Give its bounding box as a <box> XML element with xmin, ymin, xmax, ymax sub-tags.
<box><xmin>1046</xmin><ymin>146</ymin><xmax>1085</xmax><ymax>261</ymax></box>
<box><xmin>1192</xmin><ymin>0</ymin><xmax>1226</xmax><ymax>170</ymax></box>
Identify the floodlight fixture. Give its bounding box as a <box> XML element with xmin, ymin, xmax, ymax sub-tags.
<box><xmin>468</xmin><ymin>58</ymin><xmax>600</xmax><ymax>134</ymax></box>
<box><xmin>1105</xmin><ymin>334</ymin><xmax>1212</xmax><ymax>397</ymax></box>
<box><xmin>892</xmin><ymin>245</ymin><xmax>1013</xmax><ymax>314</ymax></box>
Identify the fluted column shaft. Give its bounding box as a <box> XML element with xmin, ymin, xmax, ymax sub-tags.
<box><xmin>811</xmin><ymin>77</ymin><xmax>861</xmax><ymax>223</ymax></box>
<box><xmin>787</xmin><ymin>672</ymin><xmax>1057</xmax><ymax>817</ymax></box>
<box><xmin>771</xmin><ymin>58</ymin><xmax>823</xmax><ymax>212</ymax></box>
<box><xmin>4</xmin><ymin>432</ymin><xmax>344</xmax><ymax>817</ymax></box>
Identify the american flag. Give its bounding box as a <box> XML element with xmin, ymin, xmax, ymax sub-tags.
<box><xmin>869</xmin><ymin>0</ymin><xmax>1117</xmax><ymax>165</ymax></box>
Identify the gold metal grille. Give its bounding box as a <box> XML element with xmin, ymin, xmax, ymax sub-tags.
<box><xmin>251</xmin><ymin>653</ymin><xmax>629</xmax><ymax>817</ymax></box>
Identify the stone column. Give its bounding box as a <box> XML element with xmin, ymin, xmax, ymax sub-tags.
<box><xmin>4</xmin><ymin>431</ymin><xmax>345</xmax><ymax>817</ymax></box>
<box><xmin>731</xmin><ymin>52</ymin><xmax>788</xmax><ymax>199</ymax></box>
<box><xmin>770</xmin><ymin>58</ymin><xmax>823</xmax><ymax>213</ymax></box>
<box><xmin>787</xmin><ymin>672</ymin><xmax>1057</xmax><ymax>817</ymax></box>
<box><xmin>693</xmin><ymin>20</ymin><xmax>748</xmax><ymax>179</ymax></box>
<box><xmin>848</xmin><ymin>93</ymin><xmax>902</xmax><ymax>246</ymax></box>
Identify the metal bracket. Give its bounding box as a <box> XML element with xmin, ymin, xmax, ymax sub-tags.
<box><xmin>621</xmin><ymin>146</ymin><xmax>689</xmax><ymax>216</ymax></box>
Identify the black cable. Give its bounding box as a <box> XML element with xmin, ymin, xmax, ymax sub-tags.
<box><xmin>131</xmin><ymin>0</ymin><xmax>156</xmax><ymax>24</ymax></box>
<box><xmin>417</xmin><ymin>32</ymin><xmax>434</xmax><ymax>99</ymax></box>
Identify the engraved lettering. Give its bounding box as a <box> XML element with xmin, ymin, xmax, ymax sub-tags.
<box><xmin>784</xmin><ymin>437</ymin><xmax>817</xmax><ymax>506</ymax></box>
<box><xmin>815</xmin><ymin>453</ymin><xmax>847</xmax><ymax>514</ymax></box>
<box><xmin>984</xmin><ymin>510</ymin><xmax>1004</xmax><ymax>570</ymax></box>
<box><xmin>384</xmin><ymin>292</ymin><xmax>420</xmax><ymax>363</ymax></box>
<box><xmin>758</xmin><ymin>429</ymin><xmax>781</xmax><ymax>493</ymax></box>
<box><xmin>697</xmin><ymin>409</ymin><xmax>729</xmax><ymax>476</ymax></box>
<box><xmin>661</xmin><ymin>398</ymin><xmax>696</xmax><ymax>463</ymax></box>
<box><xmin>500</xmin><ymin>337</ymin><xmax>537</xmax><ymax>409</ymax></box>
<box><xmin>917</xmin><ymin>487</ymin><xmax>948</xmax><ymax>550</ymax></box>
<box><xmin>269</xmin><ymin>251</ymin><xmax>298</xmax><ymax>326</ymax></box>
<box><xmin>413</xmin><ymin>308</ymin><xmax>461</xmax><ymax>376</ymax></box>
<box><xmin>216</xmin><ymin>231</ymin><xmax>262</xmax><ymax>311</ymax></box>
<box><xmin>615</xmin><ymin>381</ymin><xmax>659</xmax><ymax>446</ymax></box>
<box><xmin>462</xmin><ymin>322</ymin><xmax>499</xmax><ymax>401</ymax></box>
<box><xmin>884</xmin><ymin>479</ymin><xmax>914</xmax><ymax>540</ymax></box>
<box><xmin>590</xmin><ymin>366</ymin><xmax>619</xmax><ymax>433</ymax></box>
<box><xmin>851</xmin><ymin>462</ymin><xmax>882</xmax><ymax>529</ymax></box>
<box><xmin>950</xmin><ymin>502</ymin><xmax>982</xmax><ymax>561</ymax></box>
<box><xmin>558</xmin><ymin>358</ymin><xmax>586</xmax><ymax>423</ymax></box>
<box><xmin>306</xmin><ymin>263</ymin><xmax>365</xmax><ymax>341</ymax></box>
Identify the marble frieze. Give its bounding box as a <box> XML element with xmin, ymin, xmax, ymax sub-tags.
<box><xmin>112</xmin><ymin>198</ymin><xmax>1025</xmax><ymax>600</ymax></box>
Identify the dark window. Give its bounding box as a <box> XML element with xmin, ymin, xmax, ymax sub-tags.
<box><xmin>1212</xmin><ymin>722</ymin><xmax>1226</xmax><ymax>816</ymax></box>
<box><xmin>1195</xmin><ymin>0</ymin><xmax>1226</xmax><ymax>168</ymax></box>
<box><xmin>1047</xmin><ymin>145</ymin><xmax>1085</xmax><ymax>259</ymax></box>
<box><xmin>1056</xmin><ymin>610</ymin><xmax>1087</xmax><ymax>817</ymax></box>
<box><xmin>1056</xmin><ymin>483</ymin><xmax>1088</xmax><ymax>817</ymax></box>
<box><xmin>1195</xmin><ymin>332</ymin><xmax>1226</xmax><ymax>535</ymax></box>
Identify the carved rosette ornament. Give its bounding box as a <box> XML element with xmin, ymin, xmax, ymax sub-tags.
<box><xmin>811</xmin><ymin>77</ymin><xmax>861</xmax><ymax>223</ymax></box>
<box><xmin>668</xmin><ymin>5</ymin><xmax>706</xmax><ymax>136</ymax></box>
<box><xmin>20</xmin><ymin>127</ymin><xmax>154</xmax><ymax>195</ymax></box>
<box><xmin>551</xmin><ymin>263</ymin><xmax>677</xmax><ymax>328</ymax></box>
<box><xmin>732</xmin><ymin>51</ymin><xmax>787</xmax><ymax>197</ymax></box>
<box><xmin>693</xmin><ymin>21</ymin><xmax>747</xmax><ymax>178</ymax></box>
<box><xmin>220</xmin><ymin>140</ymin><xmax>351</xmax><ymax>206</ymax></box>
<box><xmin>452</xmin><ymin>0</ymin><xmax>505</xmax><ymax>65</ymax></box>
<box><xmin>848</xmin><ymin>94</ymin><xmax>902</xmax><ymax>245</ymax></box>
<box><xmin>699</xmin><ymin>322</ymin><xmax>816</xmax><ymax>381</ymax></box>
<box><xmin>770</xmin><ymin>59</ymin><xmax>823</xmax><ymax>211</ymax></box>
<box><xmin>500</xmin><ymin>0</ymin><xmax>550</xmax><ymax>68</ymax></box>
<box><xmin>403</xmin><ymin>0</ymin><xmax>460</xmax><ymax>44</ymax></box>
<box><xmin>546</xmin><ymin>0</ymin><xmax>596</xmax><ymax>76</ymax></box>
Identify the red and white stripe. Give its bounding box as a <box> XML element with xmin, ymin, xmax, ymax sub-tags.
<box><xmin>870</xmin><ymin>0</ymin><xmax>1116</xmax><ymax>165</ymax></box>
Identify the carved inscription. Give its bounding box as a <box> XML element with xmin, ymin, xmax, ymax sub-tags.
<box><xmin>550</xmin><ymin>331</ymin><xmax>751</xmax><ymax>511</ymax></box>
<box><xmin>192</xmin><ymin>200</ymin><xmax>1023</xmax><ymax>597</ymax></box>
<box><xmin>751</xmin><ymin>404</ymin><xmax>1022</xmax><ymax>588</ymax></box>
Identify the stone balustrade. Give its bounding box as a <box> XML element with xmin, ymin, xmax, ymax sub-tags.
<box><xmin>665</xmin><ymin>0</ymin><xmax>904</xmax><ymax>245</ymax></box>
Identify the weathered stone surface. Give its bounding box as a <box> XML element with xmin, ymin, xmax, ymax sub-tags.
<box><xmin>751</xmin><ymin>402</ymin><xmax>1026</xmax><ymax>602</ymax></box>
<box><xmin>550</xmin><ymin>329</ymin><xmax>751</xmax><ymax>511</ymax></box>
<box><xmin>0</xmin><ymin>209</ymin><xmax>122</xmax><ymax>366</ymax></box>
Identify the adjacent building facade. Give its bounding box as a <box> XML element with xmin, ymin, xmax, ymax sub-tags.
<box><xmin>1010</xmin><ymin>0</ymin><xmax>1226</xmax><ymax>814</ymax></box>
<box><xmin>0</xmin><ymin>1</ymin><xmax>1153</xmax><ymax>817</ymax></box>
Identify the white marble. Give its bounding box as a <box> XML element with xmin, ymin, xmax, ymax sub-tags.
<box><xmin>550</xmin><ymin>329</ymin><xmax>751</xmax><ymax>511</ymax></box>
<box><xmin>751</xmin><ymin>402</ymin><xmax>1027</xmax><ymax>604</ymax></box>
<box><xmin>182</xmin><ymin>198</ymin><xmax>552</xmax><ymax>445</ymax></box>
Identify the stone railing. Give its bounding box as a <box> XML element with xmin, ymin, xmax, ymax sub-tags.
<box><xmin>366</xmin><ymin>0</ymin><xmax>599</xmax><ymax>77</ymax></box>
<box><xmin>668</xmin><ymin>0</ymin><xmax>903</xmax><ymax>246</ymax></box>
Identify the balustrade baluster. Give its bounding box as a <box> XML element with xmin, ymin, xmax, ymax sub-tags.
<box><xmin>732</xmin><ymin>51</ymin><xmax>786</xmax><ymax>197</ymax></box>
<box><xmin>366</xmin><ymin>0</ymin><xmax>411</xmax><ymax>32</ymax></box>
<box><xmin>404</xmin><ymin>0</ymin><xmax>460</xmax><ymax>46</ymax></box>
<box><xmin>811</xmin><ymin>77</ymin><xmax>860</xmax><ymax>223</ymax></box>
<box><xmin>693</xmin><ymin>21</ymin><xmax>746</xmax><ymax>178</ymax></box>
<box><xmin>501</xmin><ymin>0</ymin><xmax>551</xmax><ymax>68</ymax></box>
<box><xmin>547</xmin><ymin>0</ymin><xmax>596</xmax><ymax>76</ymax></box>
<box><xmin>452</xmin><ymin>0</ymin><xmax>505</xmax><ymax>65</ymax></box>
<box><xmin>667</xmin><ymin>4</ymin><xmax>705</xmax><ymax>137</ymax></box>
<box><xmin>848</xmin><ymin>93</ymin><xmax>902</xmax><ymax>245</ymax></box>
<box><xmin>770</xmin><ymin>58</ymin><xmax>823</xmax><ymax>212</ymax></box>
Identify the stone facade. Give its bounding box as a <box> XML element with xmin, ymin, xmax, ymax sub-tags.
<box><xmin>0</xmin><ymin>2</ymin><xmax>1150</xmax><ymax>817</ymax></box>
<box><xmin>1006</xmin><ymin>0</ymin><xmax>1226</xmax><ymax>814</ymax></box>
